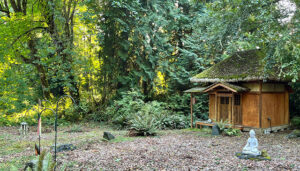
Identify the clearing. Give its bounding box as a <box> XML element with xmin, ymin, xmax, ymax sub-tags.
<box><xmin>0</xmin><ymin>124</ymin><xmax>299</xmax><ymax>170</ymax></box>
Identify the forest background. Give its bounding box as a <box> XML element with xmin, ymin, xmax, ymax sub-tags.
<box><xmin>0</xmin><ymin>0</ymin><xmax>299</xmax><ymax>129</ymax></box>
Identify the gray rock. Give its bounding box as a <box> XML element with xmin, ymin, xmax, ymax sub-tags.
<box><xmin>212</xmin><ymin>124</ymin><xmax>220</xmax><ymax>135</ymax></box>
<box><xmin>51</xmin><ymin>144</ymin><xmax>76</xmax><ymax>152</ymax></box>
<box><xmin>286</xmin><ymin>130</ymin><xmax>300</xmax><ymax>139</ymax></box>
<box><xmin>103</xmin><ymin>132</ymin><xmax>115</xmax><ymax>140</ymax></box>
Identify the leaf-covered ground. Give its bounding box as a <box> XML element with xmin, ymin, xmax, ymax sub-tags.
<box><xmin>0</xmin><ymin>125</ymin><xmax>299</xmax><ymax>170</ymax></box>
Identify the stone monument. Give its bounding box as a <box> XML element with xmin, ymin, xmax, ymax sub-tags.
<box><xmin>236</xmin><ymin>129</ymin><xmax>271</xmax><ymax>160</ymax></box>
<box><xmin>242</xmin><ymin>129</ymin><xmax>261</xmax><ymax>156</ymax></box>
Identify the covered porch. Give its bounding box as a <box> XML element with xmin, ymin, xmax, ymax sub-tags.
<box><xmin>185</xmin><ymin>82</ymin><xmax>250</xmax><ymax>129</ymax></box>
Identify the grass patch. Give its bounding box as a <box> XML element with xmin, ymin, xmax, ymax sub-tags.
<box><xmin>110</xmin><ymin>136</ymin><xmax>137</xmax><ymax>143</ymax></box>
<box><xmin>0</xmin><ymin>155</ymin><xmax>35</xmax><ymax>170</ymax></box>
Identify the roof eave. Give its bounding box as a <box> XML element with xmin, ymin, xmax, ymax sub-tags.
<box><xmin>190</xmin><ymin>77</ymin><xmax>290</xmax><ymax>83</ymax></box>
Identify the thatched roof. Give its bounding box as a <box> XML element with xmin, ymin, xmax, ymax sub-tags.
<box><xmin>191</xmin><ymin>49</ymin><xmax>290</xmax><ymax>83</ymax></box>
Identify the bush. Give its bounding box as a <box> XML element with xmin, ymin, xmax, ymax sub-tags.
<box><xmin>105</xmin><ymin>90</ymin><xmax>145</xmax><ymax>128</ymax></box>
<box><xmin>291</xmin><ymin>117</ymin><xmax>300</xmax><ymax>129</ymax></box>
<box><xmin>104</xmin><ymin>89</ymin><xmax>191</xmax><ymax>131</ymax></box>
<box><xmin>0</xmin><ymin>115</ymin><xmax>13</xmax><ymax>126</ymax></box>
<box><xmin>215</xmin><ymin>119</ymin><xmax>230</xmax><ymax>132</ymax></box>
<box><xmin>223</xmin><ymin>127</ymin><xmax>241</xmax><ymax>136</ymax></box>
<box><xmin>129</xmin><ymin>111</ymin><xmax>157</xmax><ymax>136</ymax></box>
<box><xmin>166</xmin><ymin>93</ymin><xmax>209</xmax><ymax>120</ymax></box>
<box><xmin>160</xmin><ymin>114</ymin><xmax>190</xmax><ymax>129</ymax></box>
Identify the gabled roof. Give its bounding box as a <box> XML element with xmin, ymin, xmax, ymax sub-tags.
<box><xmin>190</xmin><ymin>49</ymin><xmax>291</xmax><ymax>83</ymax></box>
<box><xmin>184</xmin><ymin>82</ymin><xmax>249</xmax><ymax>93</ymax></box>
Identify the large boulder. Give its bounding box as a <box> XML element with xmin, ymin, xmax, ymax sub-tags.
<box><xmin>103</xmin><ymin>132</ymin><xmax>115</xmax><ymax>140</ymax></box>
<box><xmin>212</xmin><ymin>124</ymin><xmax>220</xmax><ymax>136</ymax></box>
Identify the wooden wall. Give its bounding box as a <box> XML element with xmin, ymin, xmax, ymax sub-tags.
<box><xmin>207</xmin><ymin>82</ymin><xmax>289</xmax><ymax>128</ymax></box>
<box><xmin>209</xmin><ymin>94</ymin><xmax>216</xmax><ymax>120</ymax></box>
<box><xmin>261</xmin><ymin>92</ymin><xmax>289</xmax><ymax>128</ymax></box>
<box><xmin>242</xmin><ymin>93</ymin><xmax>260</xmax><ymax>127</ymax></box>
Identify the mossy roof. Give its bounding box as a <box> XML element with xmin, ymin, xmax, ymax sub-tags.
<box><xmin>191</xmin><ymin>49</ymin><xmax>290</xmax><ymax>83</ymax></box>
<box><xmin>184</xmin><ymin>87</ymin><xmax>206</xmax><ymax>93</ymax></box>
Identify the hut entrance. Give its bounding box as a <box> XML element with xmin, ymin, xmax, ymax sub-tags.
<box><xmin>233</xmin><ymin>94</ymin><xmax>242</xmax><ymax>125</ymax></box>
<box><xmin>219</xmin><ymin>96</ymin><xmax>231</xmax><ymax>121</ymax></box>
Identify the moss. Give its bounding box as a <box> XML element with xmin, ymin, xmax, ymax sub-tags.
<box><xmin>192</xmin><ymin>49</ymin><xmax>288</xmax><ymax>82</ymax></box>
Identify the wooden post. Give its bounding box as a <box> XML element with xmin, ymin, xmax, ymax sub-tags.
<box><xmin>190</xmin><ymin>93</ymin><xmax>193</xmax><ymax>128</ymax></box>
<box><xmin>259</xmin><ymin>81</ymin><xmax>262</xmax><ymax>128</ymax></box>
<box><xmin>215</xmin><ymin>92</ymin><xmax>218</xmax><ymax>121</ymax></box>
<box><xmin>231</xmin><ymin>93</ymin><xmax>234</xmax><ymax>125</ymax></box>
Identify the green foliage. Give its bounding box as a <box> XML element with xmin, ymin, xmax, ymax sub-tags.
<box><xmin>130</xmin><ymin>111</ymin><xmax>158</xmax><ymax>136</ymax></box>
<box><xmin>66</xmin><ymin>124</ymin><xmax>83</xmax><ymax>133</ymax></box>
<box><xmin>166</xmin><ymin>93</ymin><xmax>209</xmax><ymax>120</ymax></box>
<box><xmin>214</xmin><ymin>119</ymin><xmax>230</xmax><ymax>132</ymax></box>
<box><xmin>223</xmin><ymin>128</ymin><xmax>241</xmax><ymax>136</ymax></box>
<box><xmin>105</xmin><ymin>89</ymin><xmax>190</xmax><ymax>130</ymax></box>
<box><xmin>290</xmin><ymin>83</ymin><xmax>300</xmax><ymax>118</ymax></box>
<box><xmin>105</xmin><ymin>90</ymin><xmax>145</xmax><ymax>128</ymax></box>
<box><xmin>159</xmin><ymin>114</ymin><xmax>190</xmax><ymax>130</ymax></box>
<box><xmin>291</xmin><ymin>117</ymin><xmax>300</xmax><ymax>129</ymax></box>
<box><xmin>26</xmin><ymin>151</ymin><xmax>56</xmax><ymax>171</ymax></box>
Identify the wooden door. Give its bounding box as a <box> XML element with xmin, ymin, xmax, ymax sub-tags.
<box><xmin>219</xmin><ymin>96</ymin><xmax>231</xmax><ymax>121</ymax></box>
<box><xmin>233</xmin><ymin>94</ymin><xmax>242</xmax><ymax>125</ymax></box>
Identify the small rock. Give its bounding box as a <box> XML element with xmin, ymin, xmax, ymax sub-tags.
<box><xmin>212</xmin><ymin>124</ymin><xmax>220</xmax><ymax>136</ymax></box>
<box><xmin>286</xmin><ymin>130</ymin><xmax>300</xmax><ymax>139</ymax></box>
<box><xmin>51</xmin><ymin>144</ymin><xmax>76</xmax><ymax>152</ymax></box>
<box><xmin>103</xmin><ymin>132</ymin><xmax>115</xmax><ymax>140</ymax></box>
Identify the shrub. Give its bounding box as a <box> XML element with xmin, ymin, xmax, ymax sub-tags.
<box><xmin>214</xmin><ymin>119</ymin><xmax>230</xmax><ymax>132</ymax></box>
<box><xmin>160</xmin><ymin>114</ymin><xmax>190</xmax><ymax>129</ymax></box>
<box><xmin>166</xmin><ymin>93</ymin><xmax>209</xmax><ymax>120</ymax></box>
<box><xmin>291</xmin><ymin>117</ymin><xmax>300</xmax><ymax>129</ymax></box>
<box><xmin>106</xmin><ymin>90</ymin><xmax>145</xmax><ymax>128</ymax></box>
<box><xmin>223</xmin><ymin>127</ymin><xmax>241</xmax><ymax>136</ymax></box>
<box><xmin>129</xmin><ymin>111</ymin><xmax>157</xmax><ymax>136</ymax></box>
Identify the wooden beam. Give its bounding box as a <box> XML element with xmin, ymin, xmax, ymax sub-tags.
<box><xmin>204</xmin><ymin>83</ymin><xmax>238</xmax><ymax>93</ymax></box>
<box><xmin>190</xmin><ymin>93</ymin><xmax>193</xmax><ymax>128</ymax></box>
<box><xmin>259</xmin><ymin>81</ymin><xmax>262</xmax><ymax>128</ymax></box>
<box><xmin>217</xmin><ymin>93</ymin><xmax>233</xmax><ymax>97</ymax></box>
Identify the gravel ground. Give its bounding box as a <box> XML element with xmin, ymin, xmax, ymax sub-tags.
<box><xmin>1</xmin><ymin>126</ymin><xmax>299</xmax><ymax>170</ymax></box>
<box><xmin>59</xmin><ymin>130</ymin><xmax>300</xmax><ymax>171</ymax></box>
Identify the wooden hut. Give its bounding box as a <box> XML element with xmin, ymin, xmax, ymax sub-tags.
<box><xmin>185</xmin><ymin>49</ymin><xmax>293</xmax><ymax>132</ymax></box>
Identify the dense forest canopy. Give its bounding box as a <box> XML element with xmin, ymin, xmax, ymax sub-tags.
<box><xmin>0</xmin><ymin>0</ymin><xmax>299</xmax><ymax>124</ymax></box>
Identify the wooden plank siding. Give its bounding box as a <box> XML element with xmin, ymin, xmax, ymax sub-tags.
<box><xmin>242</xmin><ymin>93</ymin><xmax>260</xmax><ymax>127</ymax></box>
<box><xmin>209</xmin><ymin>94</ymin><xmax>216</xmax><ymax>120</ymax></box>
<box><xmin>261</xmin><ymin>93</ymin><xmax>286</xmax><ymax>128</ymax></box>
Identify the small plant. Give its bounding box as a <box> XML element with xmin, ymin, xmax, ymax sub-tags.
<box><xmin>214</xmin><ymin>119</ymin><xmax>231</xmax><ymax>132</ymax></box>
<box><xmin>224</xmin><ymin>127</ymin><xmax>241</xmax><ymax>136</ymax></box>
<box><xmin>24</xmin><ymin>151</ymin><xmax>56</xmax><ymax>171</ymax></box>
<box><xmin>129</xmin><ymin>111</ymin><xmax>157</xmax><ymax>136</ymax></box>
